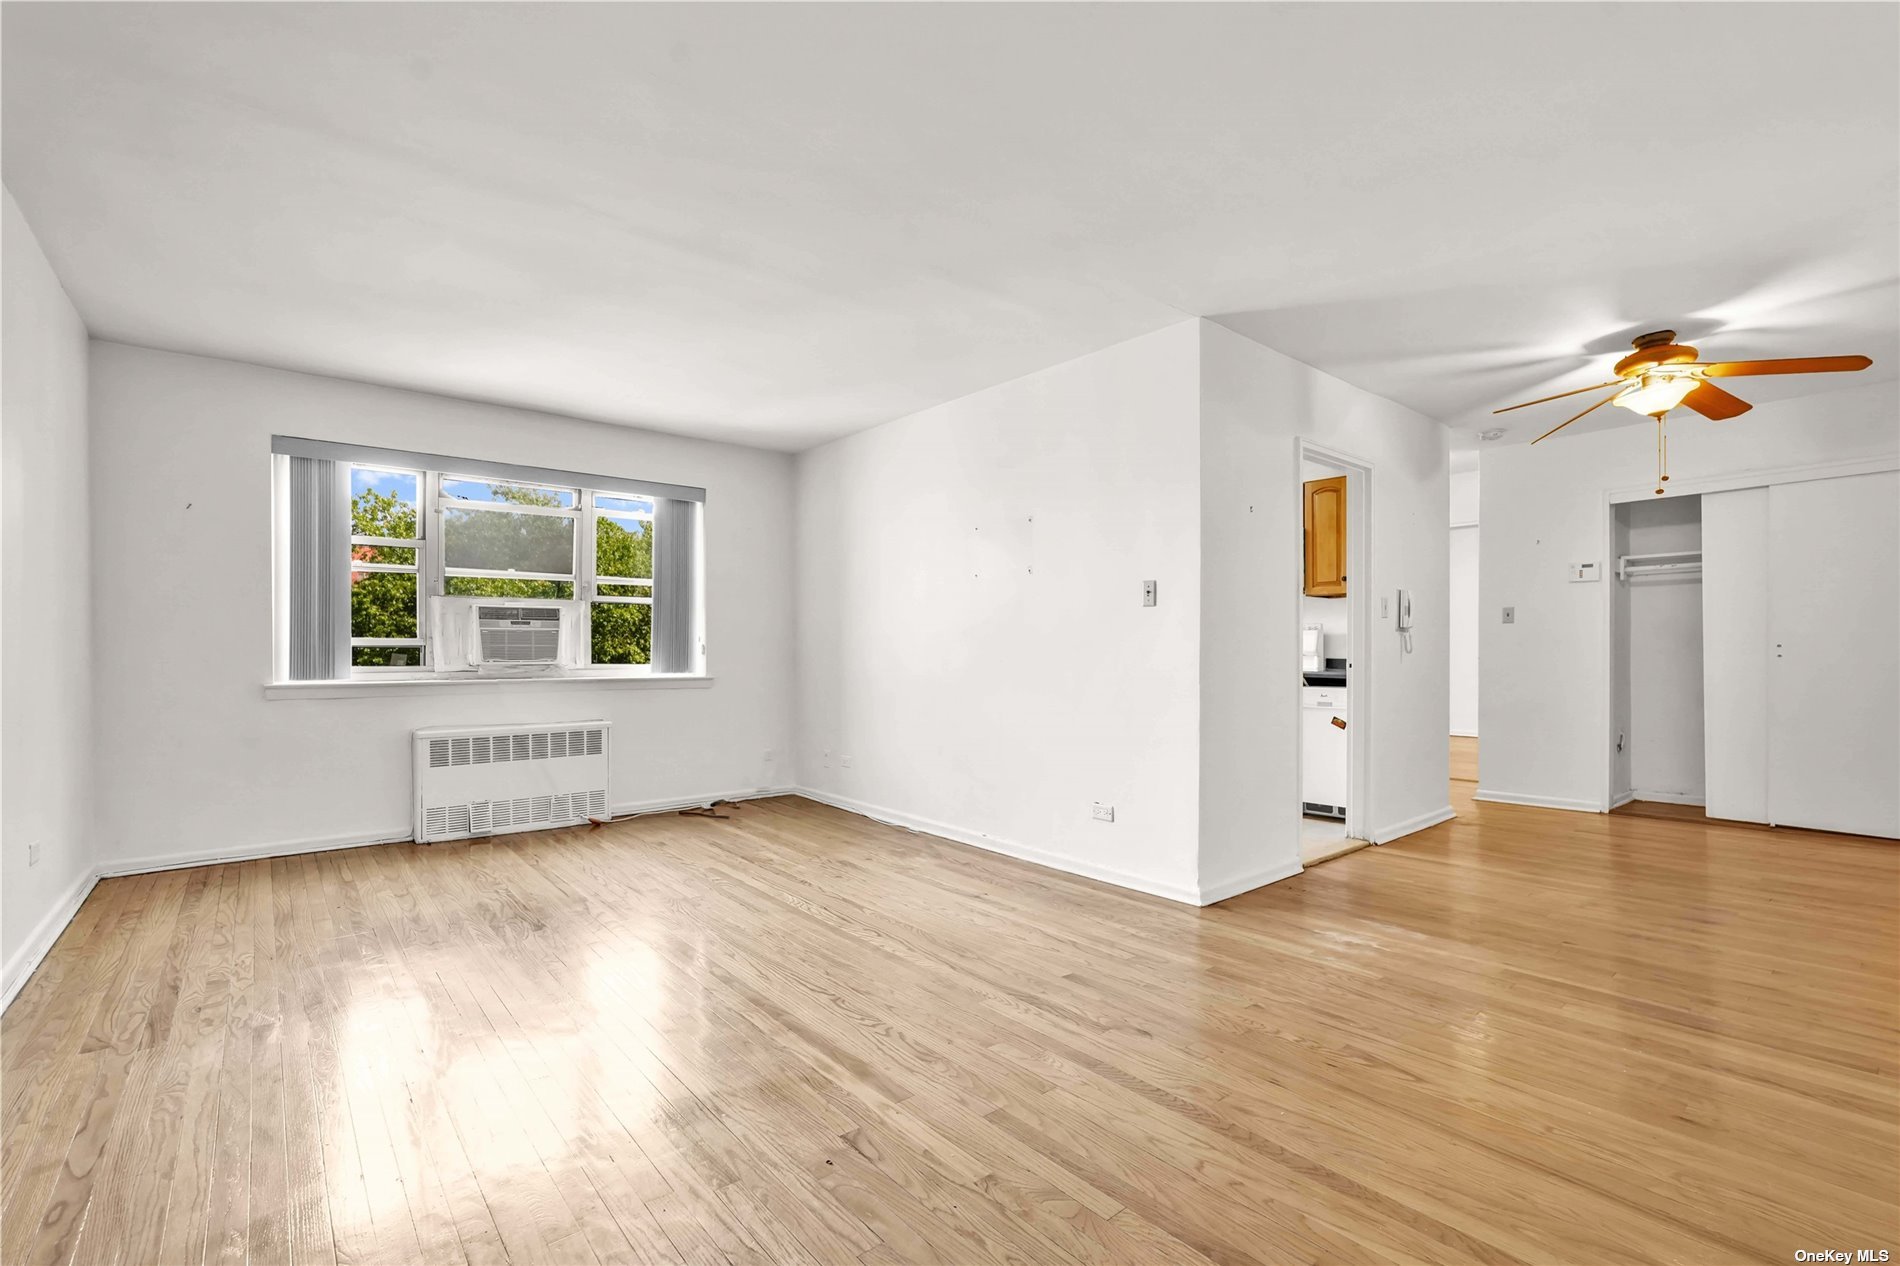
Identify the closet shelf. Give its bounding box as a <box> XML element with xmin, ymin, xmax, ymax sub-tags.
<box><xmin>1618</xmin><ymin>550</ymin><xmax>1703</xmax><ymax>581</ymax></box>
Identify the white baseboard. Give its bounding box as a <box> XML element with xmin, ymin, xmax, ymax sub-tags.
<box><xmin>792</xmin><ymin>786</ymin><xmax>1203</xmax><ymax>906</ymax></box>
<box><xmin>1473</xmin><ymin>789</ymin><xmax>1604</xmax><ymax>814</ymax></box>
<box><xmin>100</xmin><ymin>826</ymin><xmax>416</xmax><ymax>879</ymax></box>
<box><xmin>1449</xmin><ymin>729</ymin><xmax>1479</xmax><ymax>739</ymax></box>
<box><xmin>1628</xmin><ymin>789</ymin><xmax>1708</xmax><ymax>806</ymax></box>
<box><xmin>1372</xmin><ymin>805</ymin><xmax>1456</xmax><ymax>843</ymax></box>
<box><xmin>98</xmin><ymin>785</ymin><xmax>800</xmax><ymax>879</ymax></box>
<box><xmin>1609</xmin><ymin>790</ymin><xmax>1636</xmax><ymax>810</ymax></box>
<box><xmin>612</xmin><ymin>786</ymin><xmax>796</xmax><ymax>818</ymax></box>
<box><xmin>2</xmin><ymin>867</ymin><xmax>101</xmax><ymax>1013</ymax></box>
<box><xmin>1197</xmin><ymin>859</ymin><xmax>1305</xmax><ymax>905</ymax></box>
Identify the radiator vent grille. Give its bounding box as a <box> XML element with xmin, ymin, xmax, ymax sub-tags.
<box><xmin>416</xmin><ymin>722</ymin><xmax>610</xmax><ymax>844</ymax></box>
<box><xmin>429</xmin><ymin>727</ymin><xmax>604</xmax><ymax>769</ymax></box>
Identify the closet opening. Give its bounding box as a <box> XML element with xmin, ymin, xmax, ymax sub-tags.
<box><xmin>1609</xmin><ymin>494</ymin><xmax>1706</xmax><ymax>817</ymax></box>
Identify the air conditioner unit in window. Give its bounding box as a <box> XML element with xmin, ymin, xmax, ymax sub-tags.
<box><xmin>430</xmin><ymin>596</ymin><xmax>586</xmax><ymax>674</ymax></box>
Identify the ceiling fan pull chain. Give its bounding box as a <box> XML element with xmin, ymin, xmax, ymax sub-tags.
<box><xmin>1654</xmin><ymin>412</ymin><xmax>1667</xmax><ymax>496</ymax></box>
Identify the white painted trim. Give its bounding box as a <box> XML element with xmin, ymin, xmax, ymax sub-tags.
<box><xmin>1449</xmin><ymin>516</ymin><xmax>1479</xmax><ymax>530</ymax></box>
<box><xmin>1609</xmin><ymin>790</ymin><xmax>1637</xmax><ymax>810</ymax></box>
<box><xmin>1628</xmin><ymin>789</ymin><xmax>1708</xmax><ymax>806</ymax></box>
<box><xmin>1473</xmin><ymin>789</ymin><xmax>1604</xmax><ymax>814</ymax></box>
<box><xmin>265</xmin><ymin>673</ymin><xmax>713</xmax><ymax>700</ymax></box>
<box><xmin>1449</xmin><ymin>729</ymin><xmax>1479</xmax><ymax>739</ymax></box>
<box><xmin>94</xmin><ymin>788</ymin><xmax>793</xmax><ymax>879</ymax></box>
<box><xmin>610</xmin><ymin>787</ymin><xmax>796</xmax><ymax>818</ymax></box>
<box><xmin>1606</xmin><ymin>453</ymin><xmax>1898</xmax><ymax>506</ymax></box>
<box><xmin>1197</xmin><ymin>860</ymin><xmax>1305</xmax><ymax>905</ymax></box>
<box><xmin>100</xmin><ymin>828</ymin><xmax>415</xmax><ymax>878</ymax></box>
<box><xmin>1371</xmin><ymin>805</ymin><xmax>1456</xmax><ymax>843</ymax></box>
<box><xmin>792</xmin><ymin>787</ymin><xmax>1203</xmax><ymax>906</ymax></box>
<box><xmin>2</xmin><ymin>868</ymin><xmax>102</xmax><ymax>1012</ymax></box>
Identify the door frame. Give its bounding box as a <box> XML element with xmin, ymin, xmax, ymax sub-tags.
<box><xmin>1296</xmin><ymin>439</ymin><xmax>1374</xmax><ymax>844</ymax></box>
<box><xmin>1595</xmin><ymin>453</ymin><xmax>1900</xmax><ymax>814</ymax></box>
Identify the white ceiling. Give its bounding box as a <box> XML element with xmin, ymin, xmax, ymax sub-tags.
<box><xmin>5</xmin><ymin>3</ymin><xmax>1895</xmax><ymax>451</ymax></box>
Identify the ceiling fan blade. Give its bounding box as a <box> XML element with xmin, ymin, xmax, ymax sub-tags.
<box><xmin>1680</xmin><ymin>381</ymin><xmax>1752</xmax><ymax>421</ymax></box>
<box><xmin>1493</xmin><ymin>380</ymin><xmax>1623</xmax><ymax>414</ymax></box>
<box><xmin>1531</xmin><ymin>389</ymin><xmax>1622</xmax><ymax>444</ymax></box>
<box><xmin>1698</xmin><ymin>355</ymin><xmax>1872</xmax><ymax>378</ymax></box>
<box><xmin>1687</xmin><ymin>382</ymin><xmax>1755</xmax><ymax>422</ymax></box>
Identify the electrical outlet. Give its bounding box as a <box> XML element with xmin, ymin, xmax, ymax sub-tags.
<box><xmin>822</xmin><ymin>749</ymin><xmax>831</xmax><ymax>768</ymax></box>
<box><xmin>1502</xmin><ymin>606</ymin><xmax>1515</xmax><ymax>624</ymax></box>
<box><xmin>1091</xmin><ymin>803</ymin><xmax>1115</xmax><ymax>823</ymax></box>
<box><xmin>841</xmin><ymin>754</ymin><xmax>853</xmax><ymax>769</ymax></box>
<box><xmin>26</xmin><ymin>841</ymin><xmax>41</xmax><ymax>868</ymax></box>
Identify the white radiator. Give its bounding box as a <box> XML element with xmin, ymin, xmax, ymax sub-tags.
<box><xmin>413</xmin><ymin>720</ymin><xmax>611</xmax><ymax>843</ymax></box>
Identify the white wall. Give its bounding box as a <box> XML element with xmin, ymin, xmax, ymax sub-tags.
<box><xmin>1479</xmin><ymin>378</ymin><xmax>1900</xmax><ymax>810</ymax></box>
<box><xmin>2</xmin><ymin>191</ymin><xmax>94</xmax><ymax>992</ymax></box>
<box><xmin>795</xmin><ymin>324</ymin><xmax>1207</xmax><ymax>901</ymax></box>
<box><xmin>1199</xmin><ymin>321</ymin><xmax>1451</xmax><ymax>894</ymax></box>
<box><xmin>1621</xmin><ymin>497</ymin><xmax>1705</xmax><ymax>802</ymax></box>
<box><xmin>87</xmin><ymin>343</ymin><xmax>796</xmax><ymax>871</ymax></box>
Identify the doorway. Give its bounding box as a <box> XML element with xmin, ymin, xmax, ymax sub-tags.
<box><xmin>1297</xmin><ymin>443</ymin><xmax>1371</xmax><ymax>865</ymax></box>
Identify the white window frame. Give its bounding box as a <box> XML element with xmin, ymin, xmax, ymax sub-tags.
<box><xmin>344</xmin><ymin>464</ymin><xmax>661</xmax><ymax>679</ymax></box>
<box><xmin>347</xmin><ymin>465</ymin><xmax>428</xmax><ymax>674</ymax></box>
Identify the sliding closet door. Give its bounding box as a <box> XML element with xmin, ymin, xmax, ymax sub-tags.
<box><xmin>1767</xmin><ymin>471</ymin><xmax>1900</xmax><ymax>838</ymax></box>
<box><xmin>1702</xmin><ymin>488</ymin><xmax>1769</xmax><ymax>824</ymax></box>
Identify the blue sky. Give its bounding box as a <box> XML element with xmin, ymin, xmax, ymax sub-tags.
<box><xmin>351</xmin><ymin>466</ymin><xmax>653</xmax><ymax>517</ymax></box>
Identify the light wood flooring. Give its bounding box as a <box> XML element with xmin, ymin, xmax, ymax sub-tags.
<box><xmin>1449</xmin><ymin>734</ymin><xmax>1478</xmax><ymax>783</ymax></box>
<box><xmin>4</xmin><ymin>784</ymin><xmax>1896</xmax><ymax>1265</ymax></box>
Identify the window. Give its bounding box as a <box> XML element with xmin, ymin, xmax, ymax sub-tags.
<box><xmin>276</xmin><ymin>438</ymin><xmax>702</xmax><ymax>682</ymax></box>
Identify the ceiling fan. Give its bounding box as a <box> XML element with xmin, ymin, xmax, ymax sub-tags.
<box><xmin>1494</xmin><ymin>330</ymin><xmax>1872</xmax><ymax>494</ymax></box>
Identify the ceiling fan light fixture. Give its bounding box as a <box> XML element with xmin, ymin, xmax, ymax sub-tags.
<box><xmin>1612</xmin><ymin>371</ymin><xmax>1700</xmax><ymax>417</ymax></box>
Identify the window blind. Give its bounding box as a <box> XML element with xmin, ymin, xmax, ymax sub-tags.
<box><xmin>285</xmin><ymin>455</ymin><xmax>351</xmax><ymax>681</ymax></box>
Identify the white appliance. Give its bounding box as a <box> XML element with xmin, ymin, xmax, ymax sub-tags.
<box><xmin>413</xmin><ymin>720</ymin><xmax>610</xmax><ymax>842</ymax></box>
<box><xmin>430</xmin><ymin>596</ymin><xmax>586</xmax><ymax>674</ymax></box>
<box><xmin>1301</xmin><ymin>685</ymin><xmax>1349</xmax><ymax>819</ymax></box>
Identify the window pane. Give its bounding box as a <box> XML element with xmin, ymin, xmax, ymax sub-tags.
<box><xmin>444</xmin><ymin>507</ymin><xmax>574</xmax><ymax>574</ymax></box>
<box><xmin>596</xmin><ymin>514</ymin><xmax>652</xmax><ymax>584</ymax></box>
<box><xmin>441</xmin><ymin>476</ymin><xmax>576</xmax><ymax>509</ymax></box>
<box><xmin>446</xmin><ymin>576</ymin><xmax>574</xmax><ymax>600</ymax></box>
<box><xmin>597</xmin><ymin>581</ymin><xmax>652</xmax><ymax>599</ymax></box>
<box><xmin>353</xmin><ymin>644</ymin><xmax>426</xmax><ymax>668</ymax></box>
<box><xmin>591</xmin><ymin>602</ymin><xmax>651</xmax><ymax>665</ymax></box>
<box><xmin>351</xmin><ymin>544</ymin><xmax>416</xmax><ymax>567</ymax></box>
<box><xmin>352</xmin><ymin>571</ymin><xmax>417</xmax><ymax>640</ymax></box>
<box><xmin>597</xmin><ymin>494</ymin><xmax>655</xmax><ymax>517</ymax></box>
<box><xmin>351</xmin><ymin>468</ymin><xmax>419</xmax><ymax>539</ymax></box>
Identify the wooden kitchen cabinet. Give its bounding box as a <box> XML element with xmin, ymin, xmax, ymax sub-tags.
<box><xmin>1304</xmin><ymin>475</ymin><xmax>1347</xmax><ymax>597</ymax></box>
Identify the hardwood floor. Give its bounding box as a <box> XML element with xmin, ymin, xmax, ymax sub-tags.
<box><xmin>1449</xmin><ymin>734</ymin><xmax>1478</xmax><ymax>783</ymax></box>
<box><xmin>4</xmin><ymin>785</ymin><xmax>1895</xmax><ymax>1265</ymax></box>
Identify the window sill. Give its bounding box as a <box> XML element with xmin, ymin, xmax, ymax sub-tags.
<box><xmin>264</xmin><ymin>673</ymin><xmax>713</xmax><ymax>700</ymax></box>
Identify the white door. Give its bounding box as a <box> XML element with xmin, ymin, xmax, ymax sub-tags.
<box><xmin>1767</xmin><ymin>471</ymin><xmax>1900</xmax><ymax>837</ymax></box>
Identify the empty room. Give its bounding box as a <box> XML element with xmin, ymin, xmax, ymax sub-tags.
<box><xmin>3</xmin><ymin>4</ymin><xmax>1896</xmax><ymax>1265</ymax></box>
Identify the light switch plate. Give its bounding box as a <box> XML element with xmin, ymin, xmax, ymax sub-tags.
<box><xmin>1142</xmin><ymin>580</ymin><xmax>1157</xmax><ymax>607</ymax></box>
<box><xmin>1502</xmin><ymin>606</ymin><xmax>1516</xmax><ymax>624</ymax></box>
